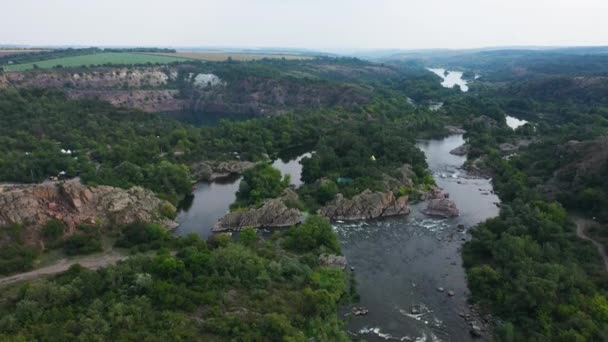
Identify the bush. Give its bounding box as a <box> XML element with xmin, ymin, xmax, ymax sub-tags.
<box><xmin>63</xmin><ymin>225</ymin><xmax>102</xmax><ymax>256</ymax></box>
<box><xmin>115</xmin><ymin>222</ymin><xmax>171</xmax><ymax>251</ymax></box>
<box><xmin>284</xmin><ymin>215</ymin><xmax>340</xmax><ymax>254</ymax></box>
<box><xmin>0</xmin><ymin>245</ymin><xmax>39</xmax><ymax>275</ymax></box>
<box><xmin>42</xmin><ymin>220</ymin><xmax>65</xmax><ymax>242</ymax></box>
<box><xmin>159</xmin><ymin>202</ymin><xmax>177</xmax><ymax>220</ymax></box>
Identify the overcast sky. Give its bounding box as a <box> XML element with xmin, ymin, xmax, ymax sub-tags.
<box><xmin>2</xmin><ymin>0</ymin><xmax>607</xmax><ymax>50</ymax></box>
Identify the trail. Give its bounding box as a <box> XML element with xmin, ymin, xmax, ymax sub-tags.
<box><xmin>0</xmin><ymin>252</ymin><xmax>127</xmax><ymax>287</ymax></box>
<box><xmin>573</xmin><ymin>216</ymin><xmax>608</xmax><ymax>272</ymax></box>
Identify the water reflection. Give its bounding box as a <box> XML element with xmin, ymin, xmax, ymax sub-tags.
<box><xmin>174</xmin><ymin>152</ymin><xmax>311</xmax><ymax>238</ymax></box>
<box><xmin>428</xmin><ymin>68</ymin><xmax>469</xmax><ymax>92</ymax></box>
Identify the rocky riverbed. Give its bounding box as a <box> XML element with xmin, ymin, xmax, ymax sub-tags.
<box><xmin>339</xmin><ymin>134</ymin><xmax>499</xmax><ymax>341</ymax></box>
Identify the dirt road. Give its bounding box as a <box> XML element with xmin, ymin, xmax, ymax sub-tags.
<box><xmin>573</xmin><ymin>216</ymin><xmax>608</xmax><ymax>272</ymax></box>
<box><xmin>0</xmin><ymin>252</ymin><xmax>127</xmax><ymax>287</ymax></box>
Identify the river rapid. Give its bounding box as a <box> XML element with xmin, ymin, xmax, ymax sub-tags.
<box><xmin>174</xmin><ymin>133</ymin><xmax>499</xmax><ymax>341</ymax></box>
<box><xmin>339</xmin><ymin>134</ymin><xmax>499</xmax><ymax>341</ymax></box>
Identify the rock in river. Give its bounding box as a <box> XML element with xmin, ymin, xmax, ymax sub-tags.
<box><xmin>424</xmin><ymin>198</ymin><xmax>459</xmax><ymax>217</ymax></box>
<box><xmin>213</xmin><ymin>190</ymin><xmax>301</xmax><ymax>231</ymax></box>
<box><xmin>318</xmin><ymin>189</ymin><xmax>410</xmax><ymax>221</ymax></box>
<box><xmin>190</xmin><ymin>160</ymin><xmax>255</xmax><ymax>181</ymax></box>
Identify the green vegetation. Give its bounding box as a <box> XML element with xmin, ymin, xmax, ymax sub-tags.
<box><xmin>234</xmin><ymin>164</ymin><xmax>290</xmax><ymax>208</ymax></box>
<box><xmin>0</xmin><ymin>217</ymin><xmax>351</xmax><ymax>341</ymax></box>
<box><xmin>4</xmin><ymin>52</ymin><xmax>191</xmax><ymax>71</ymax></box>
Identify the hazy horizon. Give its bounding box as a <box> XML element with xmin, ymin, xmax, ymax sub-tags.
<box><xmin>2</xmin><ymin>0</ymin><xmax>607</xmax><ymax>50</ymax></box>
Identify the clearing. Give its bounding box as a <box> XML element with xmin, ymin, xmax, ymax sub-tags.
<box><xmin>147</xmin><ymin>51</ymin><xmax>314</xmax><ymax>61</ymax></box>
<box><xmin>4</xmin><ymin>52</ymin><xmax>192</xmax><ymax>71</ymax></box>
<box><xmin>0</xmin><ymin>251</ymin><xmax>127</xmax><ymax>287</ymax></box>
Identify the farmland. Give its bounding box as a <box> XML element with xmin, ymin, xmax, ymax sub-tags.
<box><xmin>0</xmin><ymin>49</ymin><xmax>49</xmax><ymax>57</ymax></box>
<box><xmin>147</xmin><ymin>51</ymin><xmax>315</xmax><ymax>61</ymax></box>
<box><xmin>3</xmin><ymin>52</ymin><xmax>192</xmax><ymax>71</ymax></box>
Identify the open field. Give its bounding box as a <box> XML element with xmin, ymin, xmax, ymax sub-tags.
<box><xmin>147</xmin><ymin>51</ymin><xmax>315</xmax><ymax>61</ymax></box>
<box><xmin>4</xmin><ymin>52</ymin><xmax>193</xmax><ymax>71</ymax></box>
<box><xmin>0</xmin><ymin>49</ymin><xmax>49</xmax><ymax>57</ymax></box>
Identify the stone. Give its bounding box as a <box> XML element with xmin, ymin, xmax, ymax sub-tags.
<box><xmin>424</xmin><ymin>198</ymin><xmax>459</xmax><ymax>217</ymax></box>
<box><xmin>213</xmin><ymin>190</ymin><xmax>301</xmax><ymax>231</ymax></box>
<box><xmin>437</xmin><ymin>287</ymin><xmax>445</xmax><ymax>292</ymax></box>
<box><xmin>351</xmin><ymin>306</ymin><xmax>369</xmax><ymax>316</ymax></box>
<box><xmin>319</xmin><ymin>254</ymin><xmax>348</xmax><ymax>269</ymax></box>
<box><xmin>470</xmin><ymin>321</ymin><xmax>483</xmax><ymax>337</ymax></box>
<box><xmin>318</xmin><ymin>189</ymin><xmax>410</xmax><ymax>221</ymax></box>
<box><xmin>0</xmin><ymin>179</ymin><xmax>177</xmax><ymax>246</ymax></box>
<box><xmin>410</xmin><ymin>305</ymin><xmax>422</xmax><ymax>315</ymax></box>
<box><xmin>448</xmin><ymin>290</ymin><xmax>455</xmax><ymax>297</ymax></box>
<box><xmin>190</xmin><ymin>160</ymin><xmax>255</xmax><ymax>181</ymax></box>
<box><xmin>450</xmin><ymin>144</ymin><xmax>470</xmax><ymax>156</ymax></box>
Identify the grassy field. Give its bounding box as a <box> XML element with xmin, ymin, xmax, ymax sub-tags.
<box><xmin>0</xmin><ymin>49</ymin><xmax>48</xmax><ymax>57</ymax></box>
<box><xmin>147</xmin><ymin>52</ymin><xmax>315</xmax><ymax>62</ymax></box>
<box><xmin>4</xmin><ymin>52</ymin><xmax>192</xmax><ymax>71</ymax></box>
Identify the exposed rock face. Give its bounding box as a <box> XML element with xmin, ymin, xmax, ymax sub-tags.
<box><xmin>445</xmin><ymin>126</ymin><xmax>467</xmax><ymax>134</ymax></box>
<box><xmin>319</xmin><ymin>254</ymin><xmax>347</xmax><ymax>269</ymax></box>
<box><xmin>0</xmin><ymin>179</ymin><xmax>176</xmax><ymax>245</ymax></box>
<box><xmin>5</xmin><ymin>67</ymin><xmax>175</xmax><ymax>89</ymax></box>
<box><xmin>67</xmin><ymin>90</ymin><xmax>186</xmax><ymax>112</ymax></box>
<box><xmin>190</xmin><ymin>160</ymin><xmax>256</xmax><ymax>181</ymax></box>
<box><xmin>318</xmin><ymin>190</ymin><xmax>410</xmax><ymax>221</ymax></box>
<box><xmin>424</xmin><ymin>198</ymin><xmax>459</xmax><ymax>218</ymax></box>
<box><xmin>213</xmin><ymin>190</ymin><xmax>301</xmax><ymax>232</ymax></box>
<box><xmin>450</xmin><ymin>144</ymin><xmax>470</xmax><ymax>156</ymax></box>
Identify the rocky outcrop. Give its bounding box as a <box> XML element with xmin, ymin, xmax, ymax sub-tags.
<box><xmin>318</xmin><ymin>190</ymin><xmax>410</xmax><ymax>221</ymax></box>
<box><xmin>445</xmin><ymin>126</ymin><xmax>467</xmax><ymax>134</ymax></box>
<box><xmin>0</xmin><ymin>179</ymin><xmax>176</xmax><ymax>245</ymax></box>
<box><xmin>422</xmin><ymin>187</ymin><xmax>459</xmax><ymax>217</ymax></box>
<box><xmin>67</xmin><ymin>90</ymin><xmax>186</xmax><ymax>112</ymax></box>
<box><xmin>213</xmin><ymin>190</ymin><xmax>301</xmax><ymax>232</ymax></box>
<box><xmin>450</xmin><ymin>144</ymin><xmax>470</xmax><ymax>156</ymax></box>
<box><xmin>190</xmin><ymin>160</ymin><xmax>256</xmax><ymax>181</ymax></box>
<box><xmin>4</xmin><ymin>67</ymin><xmax>175</xmax><ymax>89</ymax></box>
<box><xmin>319</xmin><ymin>254</ymin><xmax>347</xmax><ymax>269</ymax></box>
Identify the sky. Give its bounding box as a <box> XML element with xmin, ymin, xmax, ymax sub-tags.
<box><xmin>1</xmin><ymin>0</ymin><xmax>607</xmax><ymax>50</ymax></box>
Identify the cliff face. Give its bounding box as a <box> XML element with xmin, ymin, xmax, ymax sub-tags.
<box><xmin>318</xmin><ymin>190</ymin><xmax>410</xmax><ymax>221</ymax></box>
<box><xmin>0</xmin><ymin>179</ymin><xmax>176</xmax><ymax>245</ymax></box>
<box><xmin>3</xmin><ymin>66</ymin><xmax>371</xmax><ymax>116</ymax></box>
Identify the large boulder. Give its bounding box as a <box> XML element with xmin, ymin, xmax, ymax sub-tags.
<box><xmin>424</xmin><ymin>198</ymin><xmax>459</xmax><ymax>218</ymax></box>
<box><xmin>318</xmin><ymin>189</ymin><xmax>410</xmax><ymax>221</ymax></box>
<box><xmin>213</xmin><ymin>191</ymin><xmax>301</xmax><ymax>232</ymax></box>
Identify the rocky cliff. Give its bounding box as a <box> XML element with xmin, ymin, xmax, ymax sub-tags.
<box><xmin>318</xmin><ymin>190</ymin><xmax>410</xmax><ymax>221</ymax></box>
<box><xmin>0</xmin><ymin>179</ymin><xmax>176</xmax><ymax>245</ymax></box>
<box><xmin>3</xmin><ymin>65</ymin><xmax>371</xmax><ymax>116</ymax></box>
<box><xmin>213</xmin><ymin>190</ymin><xmax>301</xmax><ymax>231</ymax></box>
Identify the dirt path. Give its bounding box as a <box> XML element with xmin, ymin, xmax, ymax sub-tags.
<box><xmin>573</xmin><ymin>216</ymin><xmax>608</xmax><ymax>272</ymax></box>
<box><xmin>0</xmin><ymin>252</ymin><xmax>127</xmax><ymax>287</ymax></box>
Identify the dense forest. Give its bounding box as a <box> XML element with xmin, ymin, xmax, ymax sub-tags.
<box><xmin>0</xmin><ymin>217</ymin><xmax>354</xmax><ymax>341</ymax></box>
<box><xmin>2</xmin><ymin>52</ymin><xmax>608</xmax><ymax>341</ymax></box>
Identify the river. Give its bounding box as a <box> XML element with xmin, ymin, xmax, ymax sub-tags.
<box><xmin>174</xmin><ymin>152</ymin><xmax>311</xmax><ymax>239</ymax></box>
<box><xmin>428</xmin><ymin>68</ymin><xmax>469</xmax><ymax>92</ymax></box>
<box><xmin>338</xmin><ymin>134</ymin><xmax>499</xmax><ymax>341</ymax></box>
<box><xmin>173</xmin><ymin>135</ymin><xmax>499</xmax><ymax>341</ymax></box>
